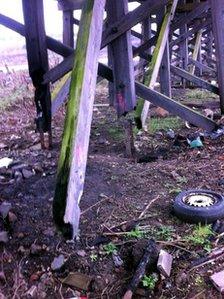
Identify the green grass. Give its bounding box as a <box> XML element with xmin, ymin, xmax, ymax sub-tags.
<box><xmin>0</xmin><ymin>87</ymin><xmax>26</xmax><ymax>110</ymax></box>
<box><xmin>184</xmin><ymin>224</ymin><xmax>213</xmax><ymax>252</ymax></box>
<box><xmin>185</xmin><ymin>89</ymin><xmax>219</xmax><ymax>101</ymax></box>
<box><xmin>142</xmin><ymin>274</ymin><xmax>158</xmax><ymax>289</ymax></box>
<box><xmin>107</xmin><ymin>126</ymin><xmax>124</xmax><ymax>140</ymax></box>
<box><xmin>149</xmin><ymin>116</ymin><xmax>182</xmax><ymax>133</ymax></box>
<box><xmin>103</xmin><ymin>242</ymin><xmax>117</xmax><ymax>255</ymax></box>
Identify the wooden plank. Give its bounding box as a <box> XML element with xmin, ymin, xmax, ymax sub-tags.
<box><xmin>160</xmin><ymin>42</ymin><xmax>171</xmax><ymax>97</ymax></box>
<box><xmin>22</xmin><ymin>31</ymin><xmax>216</xmax><ymax>134</ymax></box>
<box><xmin>170</xmin><ymin>18</ymin><xmax>211</xmax><ymax>47</ymax></box>
<box><xmin>63</xmin><ymin>10</ymin><xmax>74</xmax><ymax>47</ymax></box>
<box><xmin>106</xmin><ymin>0</ymin><xmax>136</xmax><ymax>116</ymax></box>
<box><xmin>188</xmin><ymin>58</ymin><xmax>216</xmax><ymax>74</ymax></box>
<box><xmin>58</xmin><ymin>0</ymin><xmax>84</xmax><ymax>11</ymax></box>
<box><xmin>171</xmin><ymin>1</ymin><xmax>210</xmax><ymax>31</ymax></box>
<box><xmin>135</xmin><ymin>82</ymin><xmax>217</xmax><ymax>132</ymax></box>
<box><xmin>53</xmin><ymin>0</ymin><xmax>105</xmax><ymax>238</ymax></box>
<box><xmin>211</xmin><ymin>0</ymin><xmax>224</xmax><ymax>113</ymax></box>
<box><xmin>51</xmin><ymin>74</ymin><xmax>71</xmax><ymax>116</ymax></box>
<box><xmin>102</xmin><ymin>0</ymin><xmax>168</xmax><ymax>48</ymax></box>
<box><xmin>136</xmin><ymin>0</ymin><xmax>178</xmax><ymax>129</ymax></box>
<box><xmin>22</xmin><ymin>0</ymin><xmax>51</xmax><ymax>147</ymax></box>
<box><xmin>170</xmin><ymin>65</ymin><xmax>219</xmax><ymax>94</ymax></box>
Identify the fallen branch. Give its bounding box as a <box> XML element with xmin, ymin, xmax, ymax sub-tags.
<box><xmin>81</xmin><ymin>194</ymin><xmax>110</xmax><ymax>215</ymax></box>
<box><xmin>123</xmin><ymin>239</ymin><xmax>159</xmax><ymax>299</ymax></box>
<box><xmin>138</xmin><ymin>196</ymin><xmax>160</xmax><ymax>219</ymax></box>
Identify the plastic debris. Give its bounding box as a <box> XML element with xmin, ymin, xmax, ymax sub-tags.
<box><xmin>0</xmin><ymin>157</ymin><xmax>13</xmax><ymax>168</ymax></box>
<box><xmin>187</xmin><ymin>136</ymin><xmax>203</xmax><ymax>148</ymax></box>
<box><xmin>51</xmin><ymin>254</ymin><xmax>65</xmax><ymax>271</ymax></box>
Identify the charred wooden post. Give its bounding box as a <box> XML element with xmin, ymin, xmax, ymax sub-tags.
<box><xmin>22</xmin><ymin>0</ymin><xmax>52</xmax><ymax>148</ymax></box>
<box><xmin>211</xmin><ymin>0</ymin><xmax>224</xmax><ymax>113</ymax></box>
<box><xmin>53</xmin><ymin>0</ymin><xmax>105</xmax><ymax>238</ymax></box>
<box><xmin>106</xmin><ymin>0</ymin><xmax>136</xmax><ymax>116</ymax></box>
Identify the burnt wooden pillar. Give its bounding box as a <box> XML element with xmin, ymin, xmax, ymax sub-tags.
<box><xmin>63</xmin><ymin>10</ymin><xmax>74</xmax><ymax>47</ymax></box>
<box><xmin>106</xmin><ymin>0</ymin><xmax>136</xmax><ymax>116</ymax></box>
<box><xmin>22</xmin><ymin>0</ymin><xmax>51</xmax><ymax>148</ymax></box>
<box><xmin>211</xmin><ymin>0</ymin><xmax>224</xmax><ymax>113</ymax></box>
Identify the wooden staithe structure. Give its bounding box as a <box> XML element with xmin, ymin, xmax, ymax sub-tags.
<box><xmin>0</xmin><ymin>0</ymin><xmax>224</xmax><ymax>237</ymax></box>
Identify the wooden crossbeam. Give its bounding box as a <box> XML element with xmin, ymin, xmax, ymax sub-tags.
<box><xmin>102</xmin><ymin>0</ymin><xmax>168</xmax><ymax>48</ymax></box>
<box><xmin>188</xmin><ymin>58</ymin><xmax>216</xmax><ymax>74</ymax></box>
<box><xmin>170</xmin><ymin>18</ymin><xmax>211</xmax><ymax>47</ymax></box>
<box><xmin>53</xmin><ymin>0</ymin><xmax>105</xmax><ymax>238</ymax></box>
<box><xmin>135</xmin><ymin>82</ymin><xmax>216</xmax><ymax>132</ymax></box>
<box><xmin>170</xmin><ymin>65</ymin><xmax>219</xmax><ymax>94</ymax></box>
<box><xmin>171</xmin><ymin>1</ymin><xmax>210</xmax><ymax>31</ymax></box>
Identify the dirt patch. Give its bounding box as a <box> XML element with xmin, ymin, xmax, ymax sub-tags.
<box><xmin>0</xmin><ymin>71</ymin><xmax>224</xmax><ymax>298</ymax></box>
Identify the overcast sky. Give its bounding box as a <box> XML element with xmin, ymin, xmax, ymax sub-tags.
<box><xmin>0</xmin><ymin>0</ymin><xmax>139</xmax><ymax>50</ymax></box>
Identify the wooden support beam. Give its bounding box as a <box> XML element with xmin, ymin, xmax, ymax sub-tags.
<box><xmin>63</xmin><ymin>10</ymin><xmax>74</xmax><ymax>47</ymax></box>
<box><xmin>211</xmin><ymin>0</ymin><xmax>224</xmax><ymax>113</ymax></box>
<box><xmin>170</xmin><ymin>65</ymin><xmax>219</xmax><ymax>94</ymax></box>
<box><xmin>19</xmin><ymin>29</ymin><xmax>216</xmax><ymax>135</ymax></box>
<box><xmin>22</xmin><ymin>0</ymin><xmax>51</xmax><ymax>148</ymax></box>
<box><xmin>170</xmin><ymin>18</ymin><xmax>211</xmax><ymax>47</ymax></box>
<box><xmin>106</xmin><ymin>0</ymin><xmax>136</xmax><ymax>116</ymax></box>
<box><xmin>58</xmin><ymin>0</ymin><xmax>84</xmax><ymax>11</ymax></box>
<box><xmin>53</xmin><ymin>0</ymin><xmax>105</xmax><ymax>238</ymax></box>
<box><xmin>188</xmin><ymin>57</ymin><xmax>216</xmax><ymax>74</ymax></box>
<box><xmin>102</xmin><ymin>0</ymin><xmax>168</xmax><ymax>48</ymax></box>
<box><xmin>135</xmin><ymin>82</ymin><xmax>216</xmax><ymax>132</ymax></box>
<box><xmin>160</xmin><ymin>43</ymin><xmax>171</xmax><ymax>97</ymax></box>
<box><xmin>171</xmin><ymin>1</ymin><xmax>210</xmax><ymax>31</ymax></box>
<box><xmin>135</xmin><ymin>0</ymin><xmax>178</xmax><ymax>129</ymax></box>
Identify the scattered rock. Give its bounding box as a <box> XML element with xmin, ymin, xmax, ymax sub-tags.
<box><xmin>61</xmin><ymin>272</ymin><xmax>93</xmax><ymax>291</ymax></box>
<box><xmin>76</xmin><ymin>250</ymin><xmax>86</xmax><ymax>257</ymax></box>
<box><xmin>22</xmin><ymin>169</ymin><xmax>34</xmax><ymax>179</ymax></box>
<box><xmin>0</xmin><ymin>143</ymin><xmax>7</xmax><ymax>149</ymax></box>
<box><xmin>33</xmin><ymin>163</ymin><xmax>43</xmax><ymax>173</ymax></box>
<box><xmin>30</xmin><ymin>244</ymin><xmax>42</xmax><ymax>255</ymax></box>
<box><xmin>26</xmin><ymin>285</ymin><xmax>37</xmax><ymax>297</ymax></box>
<box><xmin>51</xmin><ymin>254</ymin><xmax>65</xmax><ymax>271</ymax></box>
<box><xmin>18</xmin><ymin>246</ymin><xmax>26</xmax><ymax>254</ymax></box>
<box><xmin>0</xmin><ymin>202</ymin><xmax>12</xmax><ymax>219</ymax></box>
<box><xmin>154</xmin><ymin>107</ymin><xmax>169</xmax><ymax>118</ymax></box>
<box><xmin>14</xmin><ymin>171</ymin><xmax>23</xmax><ymax>181</ymax></box>
<box><xmin>112</xmin><ymin>253</ymin><xmax>124</xmax><ymax>267</ymax></box>
<box><xmin>8</xmin><ymin>211</ymin><xmax>17</xmax><ymax>223</ymax></box>
<box><xmin>10</xmin><ymin>162</ymin><xmax>29</xmax><ymax>171</ymax></box>
<box><xmin>0</xmin><ymin>231</ymin><xmax>8</xmax><ymax>243</ymax></box>
<box><xmin>210</xmin><ymin>270</ymin><xmax>224</xmax><ymax>293</ymax></box>
<box><xmin>43</xmin><ymin>227</ymin><xmax>55</xmax><ymax>237</ymax></box>
<box><xmin>157</xmin><ymin>249</ymin><xmax>173</xmax><ymax>278</ymax></box>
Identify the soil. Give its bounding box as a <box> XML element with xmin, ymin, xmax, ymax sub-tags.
<box><xmin>0</xmin><ymin>70</ymin><xmax>224</xmax><ymax>299</ymax></box>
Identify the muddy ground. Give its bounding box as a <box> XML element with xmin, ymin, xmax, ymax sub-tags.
<box><xmin>0</xmin><ymin>70</ymin><xmax>224</xmax><ymax>299</ymax></box>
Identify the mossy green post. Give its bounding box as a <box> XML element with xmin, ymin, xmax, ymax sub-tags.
<box><xmin>53</xmin><ymin>0</ymin><xmax>105</xmax><ymax>238</ymax></box>
<box><xmin>135</xmin><ymin>0</ymin><xmax>178</xmax><ymax>129</ymax></box>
